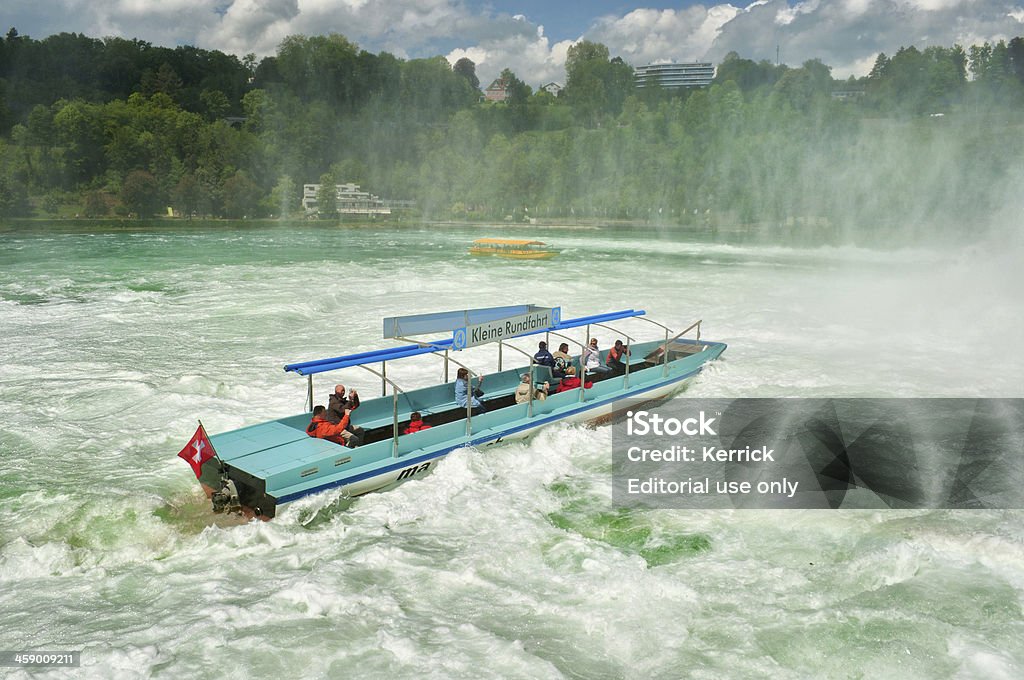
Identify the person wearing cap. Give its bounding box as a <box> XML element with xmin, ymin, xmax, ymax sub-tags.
<box><xmin>581</xmin><ymin>338</ymin><xmax>612</xmax><ymax>376</ymax></box>
<box><xmin>515</xmin><ymin>373</ymin><xmax>549</xmax><ymax>404</ymax></box>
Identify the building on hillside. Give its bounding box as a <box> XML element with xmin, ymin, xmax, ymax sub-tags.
<box><xmin>634</xmin><ymin>62</ymin><xmax>715</xmax><ymax>90</ymax></box>
<box><xmin>540</xmin><ymin>82</ymin><xmax>563</xmax><ymax>97</ymax></box>
<box><xmin>831</xmin><ymin>90</ymin><xmax>866</xmax><ymax>101</ymax></box>
<box><xmin>485</xmin><ymin>76</ymin><xmax>510</xmax><ymax>102</ymax></box>
<box><xmin>302</xmin><ymin>183</ymin><xmax>391</xmax><ymax>217</ymax></box>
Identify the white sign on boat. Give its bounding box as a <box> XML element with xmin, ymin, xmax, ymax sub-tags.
<box><xmin>454</xmin><ymin>307</ymin><xmax>560</xmax><ymax>350</ymax></box>
<box><xmin>383</xmin><ymin>304</ymin><xmax>554</xmax><ymax>340</ymax></box>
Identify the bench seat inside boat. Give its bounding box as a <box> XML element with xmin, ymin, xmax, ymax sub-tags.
<box><xmin>277</xmin><ymin>346</ymin><xmax>653</xmax><ymax>440</ymax></box>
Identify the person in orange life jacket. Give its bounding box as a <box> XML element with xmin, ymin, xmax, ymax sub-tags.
<box><xmin>555</xmin><ymin>366</ymin><xmax>592</xmax><ymax>393</ymax></box>
<box><xmin>326</xmin><ymin>383</ymin><xmax>364</xmax><ymax>446</ymax></box>
<box><xmin>307</xmin><ymin>404</ymin><xmax>352</xmax><ymax>445</ymax></box>
<box><xmin>606</xmin><ymin>339</ymin><xmax>630</xmax><ymax>375</ymax></box>
<box><xmin>404</xmin><ymin>412</ymin><xmax>432</xmax><ymax>434</ymax></box>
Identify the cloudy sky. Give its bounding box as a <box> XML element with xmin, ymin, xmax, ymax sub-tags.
<box><xmin>6</xmin><ymin>0</ymin><xmax>1024</xmax><ymax>86</ymax></box>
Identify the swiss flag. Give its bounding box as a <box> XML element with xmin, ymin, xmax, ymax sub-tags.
<box><xmin>177</xmin><ymin>422</ymin><xmax>217</xmax><ymax>479</ymax></box>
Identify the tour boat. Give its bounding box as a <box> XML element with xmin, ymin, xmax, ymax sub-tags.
<box><xmin>468</xmin><ymin>238</ymin><xmax>558</xmax><ymax>259</ymax></box>
<box><xmin>178</xmin><ymin>306</ymin><xmax>726</xmax><ymax>518</ymax></box>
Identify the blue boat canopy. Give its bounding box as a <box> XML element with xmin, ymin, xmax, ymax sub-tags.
<box><xmin>283</xmin><ymin>309</ymin><xmax>646</xmax><ymax>376</ymax></box>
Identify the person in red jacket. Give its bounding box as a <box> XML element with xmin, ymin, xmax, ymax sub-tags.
<box><xmin>306</xmin><ymin>404</ymin><xmax>353</xmax><ymax>446</ymax></box>
<box><xmin>404</xmin><ymin>411</ymin><xmax>432</xmax><ymax>435</ymax></box>
<box><xmin>555</xmin><ymin>366</ymin><xmax>592</xmax><ymax>393</ymax></box>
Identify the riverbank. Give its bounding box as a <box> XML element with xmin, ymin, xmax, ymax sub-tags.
<box><xmin>0</xmin><ymin>214</ymin><xmax>990</xmax><ymax>249</ymax></box>
<box><xmin>0</xmin><ymin>215</ymin><xmax>808</xmax><ymax>236</ymax></box>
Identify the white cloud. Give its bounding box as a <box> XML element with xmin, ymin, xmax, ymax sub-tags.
<box><xmin>7</xmin><ymin>0</ymin><xmax>1024</xmax><ymax>87</ymax></box>
<box><xmin>702</xmin><ymin>0</ymin><xmax>1024</xmax><ymax>77</ymax></box>
<box><xmin>203</xmin><ymin>0</ymin><xmax>299</xmax><ymax>56</ymax></box>
<box><xmin>586</xmin><ymin>6</ymin><xmax>740</xmax><ymax>65</ymax></box>
<box><xmin>775</xmin><ymin>0</ymin><xmax>820</xmax><ymax>26</ymax></box>
<box><xmin>445</xmin><ymin>26</ymin><xmax>576</xmax><ymax>88</ymax></box>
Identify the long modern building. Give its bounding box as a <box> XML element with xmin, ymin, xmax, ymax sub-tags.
<box><xmin>634</xmin><ymin>62</ymin><xmax>715</xmax><ymax>89</ymax></box>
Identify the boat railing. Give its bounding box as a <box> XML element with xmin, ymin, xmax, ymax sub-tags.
<box><xmin>286</xmin><ymin>308</ymin><xmax>694</xmax><ymax>448</ymax></box>
<box><xmin>635</xmin><ymin>317</ymin><xmax>702</xmax><ymax>376</ymax></box>
<box><xmin>543</xmin><ymin>331</ymin><xmax>589</xmax><ymax>403</ymax></box>
<box><xmin>500</xmin><ymin>343</ymin><xmax>540</xmax><ymax>418</ymax></box>
<box><xmin>590</xmin><ymin>321</ymin><xmax>636</xmax><ymax>388</ymax></box>
<box><xmin>352</xmin><ymin>364</ymin><xmax>406</xmax><ymax>458</ymax></box>
<box><xmin>422</xmin><ymin>351</ymin><xmax>478</xmax><ymax>438</ymax></box>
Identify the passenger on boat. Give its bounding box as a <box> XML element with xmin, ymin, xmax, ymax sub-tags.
<box><xmin>404</xmin><ymin>412</ymin><xmax>432</xmax><ymax>434</ymax></box>
<box><xmin>582</xmin><ymin>338</ymin><xmax>612</xmax><ymax>375</ymax></box>
<box><xmin>552</xmin><ymin>343</ymin><xmax>573</xmax><ymax>378</ymax></box>
<box><xmin>534</xmin><ymin>341</ymin><xmax>555</xmax><ymax>367</ymax></box>
<box><xmin>306</xmin><ymin>405</ymin><xmax>352</xmax><ymax>445</ymax></box>
<box><xmin>327</xmin><ymin>384</ymin><xmax>360</xmax><ymax>418</ymax></box>
<box><xmin>555</xmin><ymin>366</ymin><xmax>592</xmax><ymax>392</ymax></box>
<box><xmin>455</xmin><ymin>368</ymin><xmax>486</xmax><ymax>413</ymax></box>
<box><xmin>607</xmin><ymin>340</ymin><xmax>631</xmax><ymax>375</ymax></box>
<box><xmin>326</xmin><ymin>384</ymin><xmax>364</xmax><ymax>446</ymax></box>
<box><xmin>515</xmin><ymin>373</ymin><xmax>549</xmax><ymax>404</ymax></box>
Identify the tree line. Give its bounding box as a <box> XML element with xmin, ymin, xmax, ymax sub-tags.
<box><xmin>1</xmin><ymin>27</ymin><xmax>1023</xmax><ymax>238</ymax></box>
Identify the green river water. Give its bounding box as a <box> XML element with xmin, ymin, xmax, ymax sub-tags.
<box><xmin>0</xmin><ymin>222</ymin><xmax>1022</xmax><ymax>678</ymax></box>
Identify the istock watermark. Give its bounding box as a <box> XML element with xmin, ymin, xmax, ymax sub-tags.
<box><xmin>611</xmin><ymin>398</ymin><xmax>1024</xmax><ymax>510</ymax></box>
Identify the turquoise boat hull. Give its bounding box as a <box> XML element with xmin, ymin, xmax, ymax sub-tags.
<box><xmin>208</xmin><ymin>338</ymin><xmax>726</xmax><ymax>518</ymax></box>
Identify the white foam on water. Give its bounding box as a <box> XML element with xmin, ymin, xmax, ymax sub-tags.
<box><xmin>1</xmin><ymin>225</ymin><xmax>1022</xmax><ymax>675</ymax></box>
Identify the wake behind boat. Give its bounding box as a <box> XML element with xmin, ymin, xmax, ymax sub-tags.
<box><xmin>177</xmin><ymin>306</ymin><xmax>726</xmax><ymax>519</ymax></box>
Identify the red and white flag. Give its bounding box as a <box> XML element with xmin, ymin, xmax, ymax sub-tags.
<box><xmin>177</xmin><ymin>422</ymin><xmax>217</xmax><ymax>479</ymax></box>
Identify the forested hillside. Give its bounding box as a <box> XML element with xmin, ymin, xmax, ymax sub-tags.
<box><xmin>1</xmin><ymin>27</ymin><xmax>1023</xmax><ymax>235</ymax></box>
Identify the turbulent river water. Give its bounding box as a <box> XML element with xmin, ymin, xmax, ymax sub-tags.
<box><xmin>1</xmin><ymin>222</ymin><xmax>1022</xmax><ymax>679</ymax></box>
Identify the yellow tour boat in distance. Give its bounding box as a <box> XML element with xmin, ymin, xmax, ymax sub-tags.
<box><xmin>469</xmin><ymin>238</ymin><xmax>559</xmax><ymax>260</ymax></box>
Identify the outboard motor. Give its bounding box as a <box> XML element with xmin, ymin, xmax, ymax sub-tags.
<box><xmin>211</xmin><ymin>477</ymin><xmax>241</xmax><ymax>514</ymax></box>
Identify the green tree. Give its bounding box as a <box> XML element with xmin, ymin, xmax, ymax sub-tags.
<box><xmin>715</xmin><ymin>51</ymin><xmax>785</xmax><ymax>92</ymax></box>
<box><xmin>453</xmin><ymin>57</ymin><xmax>480</xmax><ymax>90</ymax></box>
<box><xmin>52</xmin><ymin>99</ymin><xmax>106</xmax><ymax>184</ymax></box>
<box><xmin>200</xmin><ymin>89</ymin><xmax>230</xmax><ymax>121</ymax></box>
<box><xmin>121</xmin><ymin>169</ymin><xmax>160</xmax><ymax>217</ymax></box>
<box><xmin>42</xmin><ymin>190</ymin><xmax>62</xmax><ymax>216</ymax></box>
<box><xmin>223</xmin><ymin>170</ymin><xmax>262</xmax><ymax>218</ymax></box>
<box><xmin>0</xmin><ymin>171</ymin><xmax>32</xmax><ymax>217</ymax></box>
<box><xmin>316</xmin><ymin>172</ymin><xmax>337</xmax><ymax>218</ymax></box>
<box><xmin>82</xmin><ymin>190</ymin><xmax>109</xmax><ymax>217</ymax></box>
<box><xmin>1009</xmin><ymin>37</ymin><xmax>1024</xmax><ymax>84</ymax></box>
<box><xmin>266</xmin><ymin>174</ymin><xmax>298</xmax><ymax>218</ymax></box>
<box><xmin>171</xmin><ymin>173</ymin><xmax>201</xmax><ymax>218</ymax></box>
<box><xmin>868</xmin><ymin>53</ymin><xmax>890</xmax><ymax>79</ymax></box>
<box><xmin>499</xmin><ymin>68</ymin><xmax>533</xmax><ymax>132</ymax></box>
<box><xmin>562</xmin><ymin>41</ymin><xmax>633</xmax><ymax>126</ymax></box>
<box><xmin>141</xmin><ymin>62</ymin><xmax>183</xmax><ymax>101</ymax></box>
<box><xmin>275</xmin><ymin>34</ymin><xmax>360</xmax><ymax>108</ymax></box>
